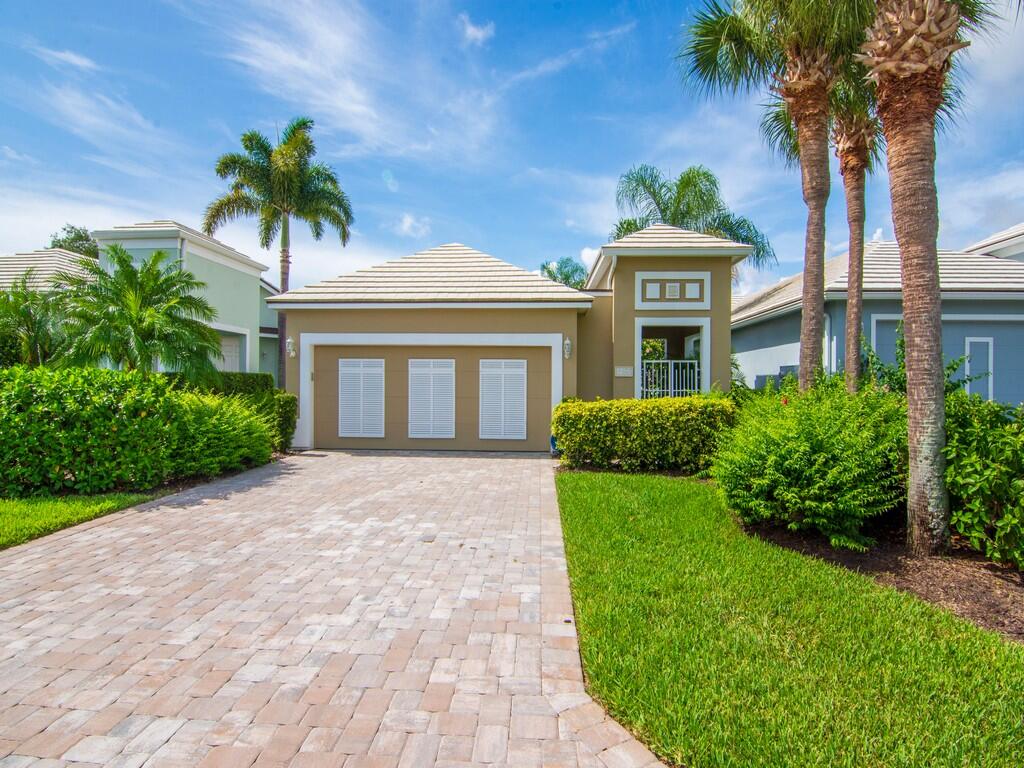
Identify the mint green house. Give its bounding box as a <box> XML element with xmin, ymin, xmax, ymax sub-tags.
<box><xmin>92</xmin><ymin>221</ymin><xmax>277</xmax><ymax>379</ymax></box>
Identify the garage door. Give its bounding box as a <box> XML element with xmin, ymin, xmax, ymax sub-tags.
<box><xmin>313</xmin><ymin>345</ymin><xmax>552</xmax><ymax>451</ymax></box>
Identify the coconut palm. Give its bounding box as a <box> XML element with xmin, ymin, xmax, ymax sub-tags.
<box><xmin>540</xmin><ymin>256</ymin><xmax>588</xmax><ymax>289</ymax></box>
<box><xmin>683</xmin><ymin>0</ymin><xmax>874</xmax><ymax>389</ymax></box>
<box><xmin>761</xmin><ymin>68</ymin><xmax>883</xmax><ymax>394</ymax></box>
<box><xmin>203</xmin><ymin>117</ymin><xmax>354</xmax><ymax>385</ymax></box>
<box><xmin>0</xmin><ymin>273</ymin><xmax>63</xmax><ymax>366</ymax></box>
<box><xmin>54</xmin><ymin>245</ymin><xmax>222</xmax><ymax>382</ymax></box>
<box><xmin>855</xmin><ymin>0</ymin><xmax>998</xmax><ymax>555</ymax></box>
<box><xmin>613</xmin><ymin>164</ymin><xmax>776</xmax><ymax>268</ymax></box>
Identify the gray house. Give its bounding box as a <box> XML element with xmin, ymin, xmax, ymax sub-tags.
<box><xmin>732</xmin><ymin>238</ymin><xmax>1024</xmax><ymax>404</ymax></box>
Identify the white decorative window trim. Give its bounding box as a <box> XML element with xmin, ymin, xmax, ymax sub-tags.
<box><xmin>635</xmin><ymin>271</ymin><xmax>710</xmax><ymax>310</ymax></box>
<box><xmin>964</xmin><ymin>336</ymin><xmax>994</xmax><ymax>401</ymax></box>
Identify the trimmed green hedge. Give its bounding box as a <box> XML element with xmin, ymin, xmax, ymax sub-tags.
<box><xmin>0</xmin><ymin>366</ymin><xmax>272</xmax><ymax>497</ymax></box>
<box><xmin>552</xmin><ymin>395</ymin><xmax>737</xmax><ymax>473</ymax></box>
<box><xmin>163</xmin><ymin>370</ymin><xmax>275</xmax><ymax>395</ymax></box>
<box><xmin>945</xmin><ymin>391</ymin><xmax>1024</xmax><ymax>569</ymax></box>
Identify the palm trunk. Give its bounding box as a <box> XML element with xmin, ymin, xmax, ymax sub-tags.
<box><xmin>787</xmin><ymin>84</ymin><xmax>831</xmax><ymax>391</ymax></box>
<box><xmin>840</xmin><ymin>155</ymin><xmax>867</xmax><ymax>393</ymax></box>
<box><xmin>878</xmin><ymin>69</ymin><xmax>948</xmax><ymax>555</ymax></box>
<box><xmin>277</xmin><ymin>214</ymin><xmax>290</xmax><ymax>388</ymax></box>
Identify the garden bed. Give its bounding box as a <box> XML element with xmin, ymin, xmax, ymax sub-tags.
<box><xmin>556</xmin><ymin>471</ymin><xmax>1024</xmax><ymax>767</ymax></box>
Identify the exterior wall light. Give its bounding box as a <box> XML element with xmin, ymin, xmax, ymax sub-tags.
<box><xmin>563</xmin><ymin>337</ymin><xmax>573</xmax><ymax>360</ymax></box>
<box><xmin>286</xmin><ymin>336</ymin><xmax>296</xmax><ymax>358</ymax></box>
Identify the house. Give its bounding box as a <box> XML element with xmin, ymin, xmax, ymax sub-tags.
<box><xmin>966</xmin><ymin>221</ymin><xmax>1024</xmax><ymax>261</ymax></box>
<box><xmin>91</xmin><ymin>221</ymin><xmax>277</xmax><ymax>378</ymax></box>
<box><xmin>731</xmin><ymin>240</ymin><xmax>1024</xmax><ymax>403</ymax></box>
<box><xmin>0</xmin><ymin>248</ymin><xmax>93</xmax><ymax>289</ymax></box>
<box><xmin>269</xmin><ymin>223</ymin><xmax>749</xmax><ymax>450</ymax></box>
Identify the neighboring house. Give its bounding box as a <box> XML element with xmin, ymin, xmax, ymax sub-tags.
<box><xmin>91</xmin><ymin>221</ymin><xmax>276</xmax><ymax>378</ymax></box>
<box><xmin>0</xmin><ymin>248</ymin><xmax>93</xmax><ymax>289</ymax></box>
<box><xmin>259</xmin><ymin>279</ymin><xmax>280</xmax><ymax>380</ymax></box>
<box><xmin>732</xmin><ymin>240</ymin><xmax>1024</xmax><ymax>403</ymax></box>
<box><xmin>269</xmin><ymin>223</ymin><xmax>749</xmax><ymax>450</ymax></box>
<box><xmin>965</xmin><ymin>221</ymin><xmax>1024</xmax><ymax>262</ymax></box>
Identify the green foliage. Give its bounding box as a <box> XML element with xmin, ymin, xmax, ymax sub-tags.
<box><xmin>540</xmin><ymin>256</ymin><xmax>587</xmax><ymax>289</ymax></box>
<box><xmin>0</xmin><ymin>273</ymin><xmax>64</xmax><ymax>366</ymax></box>
<box><xmin>0</xmin><ymin>366</ymin><xmax>272</xmax><ymax>496</ymax></box>
<box><xmin>945</xmin><ymin>391</ymin><xmax>1024</xmax><ymax>569</ymax></box>
<box><xmin>48</xmin><ymin>223</ymin><xmax>99</xmax><ymax>259</ymax></box>
<box><xmin>0</xmin><ymin>492</ymin><xmax>154</xmax><ymax>550</ymax></box>
<box><xmin>166</xmin><ymin>392</ymin><xmax>272</xmax><ymax>479</ymax></box>
<box><xmin>862</xmin><ymin>323</ymin><xmax>975</xmax><ymax>395</ymax></box>
<box><xmin>552</xmin><ymin>395</ymin><xmax>737</xmax><ymax>473</ymax></box>
<box><xmin>271</xmin><ymin>390</ymin><xmax>298</xmax><ymax>451</ymax></box>
<box><xmin>557</xmin><ymin>471</ymin><xmax>1024</xmax><ymax>768</ymax></box>
<box><xmin>55</xmin><ymin>245</ymin><xmax>222</xmax><ymax>383</ymax></box>
<box><xmin>163</xmin><ymin>370</ymin><xmax>274</xmax><ymax>395</ymax></box>
<box><xmin>613</xmin><ymin>164</ymin><xmax>775</xmax><ymax>268</ymax></box>
<box><xmin>641</xmin><ymin>338</ymin><xmax>665</xmax><ymax>360</ymax></box>
<box><xmin>713</xmin><ymin>379</ymin><xmax>907</xmax><ymax>550</ymax></box>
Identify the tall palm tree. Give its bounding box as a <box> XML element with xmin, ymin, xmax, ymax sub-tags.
<box><xmin>683</xmin><ymin>0</ymin><xmax>873</xmax><ymax>389</ymax></box>
<box><xmin>856</xmin><ymin>0</ymin><xmax>996</xmax><ymax>555</ymax></box>
<box><xmin>203</xmin><ymin>117</ymin><xmax>354</xmax><ymax>385</ymax></box>
<box><xmin>54</xmin><ymin>245</ymin><xmax>222</xmax><ymax>382</ymax></box>
<box><xmin>613</xmin><ymin>164</ymin><xmax>776</xmax><ymax>269</ymax></box>
<box><xmin>0</xmin><ymin>273</ymin><xmax>63</xmax><ymax>366</ymax></box>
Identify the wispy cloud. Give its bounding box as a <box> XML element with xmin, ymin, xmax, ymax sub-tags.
<box><xmin>457</xmin><ymin>12</ymin><xmax>494</xmax><ymax>47</ymax></box>
<box><xmin>519</xmin><ymin>167</ymin><xmax>618</xmax><ymax>238</ymax></box>
<box><xmin>391</xmin><ymin>212</ymin><xmax>431</xmax><ymax>238</ymax></box>
<box><xmin>0</xmin><ymin>145</ymin><xmax>35</xmax><ymax>164</ymax></box>
<box><xmin>503</xmin><ymin>22</ymin><xmax>636</xmax><ymax>89</ymax></box>
<box><xmin>26</xmin><ymin>44</ymin><xmax>100</xmax><ymax>72</ymax></box>
<box><xmin>579</xmin><ymin>246</ymin><xmax>600</xmax><ymax>269</ymax></box>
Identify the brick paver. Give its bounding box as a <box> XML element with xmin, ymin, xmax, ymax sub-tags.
<box><xmin>0</xmin><ymin>452</ymin><xmax>662</xmax><ymax>767</ymax></box>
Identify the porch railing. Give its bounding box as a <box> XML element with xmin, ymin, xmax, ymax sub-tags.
<box><xmin>641</xmin><ymin>359</ymin><xmax>700</xmax><ymax>398</ymax></box>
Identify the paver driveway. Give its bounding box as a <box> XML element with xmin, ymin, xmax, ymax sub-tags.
<box><xmin>0</xmin><ymin>453</ymin><xmax>661</xmax><ymax>768</ymax></box>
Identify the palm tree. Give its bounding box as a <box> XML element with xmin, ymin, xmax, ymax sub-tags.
<box><xmin>540</xmin><ymin>256</ymin><xmax>588</xmax><ymax>289</ymax></box>
<box><xmin>203</xmin><ymin>117</ymin><xmax>354</xmax><ymax>385</ymax></box>
<box><xmin>683</xmin><ymin>0</ymin><xmax>873</xmax><ymax>389</ymax></box>
<box><xmin>54</xmin><ymin>245</ymin><xmax>222</xmax><ymax>382</ymax></box>
<box><xmin>613</xmin><ymin>164</ymin><xmax>776</xmax><ymax>269</ymax></box>
<box><xmin>761</xmin><ymin>69</ymin><xmax>883</xmax><ymax>394</ymax></box>
<box><xmin>0</xmin><ymin>273</ymin><xmax>63</xmax><ymax>366</ymax></box>
<box><xmin>855</xmin><ymin>0</ymin><xmax>996</xmax><ymax>555</ymax></box>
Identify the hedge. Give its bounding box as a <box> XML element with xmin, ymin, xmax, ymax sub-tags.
<box><xmin>551</xmin><ymin>395</ymin><xmax>737</xmax><ymax>473</ymax></box>
<box><xmin>0</xmin><ymin>366</ymin><xmax>272</xmax><ymax>497</ymax></box>
<box><xmin>163</xmin><ymin>370</ymin><xmax>275</xmax><ymax>395</ymax></box>
<box><xmin>945</xmin><ymin>392</ymin><xmax>1024</xmax><ymax>569</ymax></box>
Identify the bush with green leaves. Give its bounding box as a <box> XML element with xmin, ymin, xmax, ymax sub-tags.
<box><xmin>552</xmin><ymin>395</ymin><xmax>737</xmax><ymax>473</ymax></box>
<box><xmin>944</xmin><ymin>391</ymin><xmax>1024</xmax><ymax>569</ymax></box>
<box><xmin>713</xmin><ymin>378</ymin><xmax>907</xmax><ymax>550</ymax></box>
<box><xmin>0</xmin><ymin>366</ymin><xmax>272</xmax><ymax>496</ymax></box>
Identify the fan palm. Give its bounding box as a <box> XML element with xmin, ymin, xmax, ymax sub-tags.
<box><xmin>54</xmin><ymin>245</ymin><xmax>222</xmax><ymax>382</ymax></box>
<box><xmin>613</xmin><ymin>164</ymin><xmax>776</xmax><ymax>269</ymax></box>
<box><xmin>0</xmin><ymin>273</ymin><xmax>63</xmax><ymax>366</ymax></box>
<box><xmin>855</xmin><ymin>0</ymin><xmax>1001</xmax><ymax>555</ymax></box>
<box><xmin>540</xmin><ymin>256</ymin><xmax>588</xmax><ymax>289</ymax></box>
<box><xmin>203</xmin><ymin>117</ymin><xmax>353</xmax><ymax>385</ymax></box>
<box><xmin>682</xmin><ymin>0</ymin><xmax>874</xmax><ymax>389</ymax></box>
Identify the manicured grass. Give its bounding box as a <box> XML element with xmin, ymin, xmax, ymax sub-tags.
<box><xmin>556</xmin><ymin>472</ymin><xmax>1024</xmax><ymax>768</ymax></box>
<box><xmin>0</xmin><ymin>492</ymin><xmax>156</xmax><ymax>550</ymax></box>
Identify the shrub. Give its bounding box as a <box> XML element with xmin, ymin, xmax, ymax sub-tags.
<box><xmin>552</xmin><ymin>395</ymin><xmax>737</xmax><ymax>473</ymax></box>
<box><xmin>163</xmin><ymin>370</ymin><xmax>275</xmax><ymax>395</ymax></box>
<box><xmin>0</xmin><ymin>366</ymin><xmax>175</xmax><ymax>495</ymax></box>
<box><xmin>240</xmin><ymin>390</ymin><xmax>298</xmax><ymax>452</ymax></box>
<box><xmin>167</xmin><ymin>393</ymin><xmax>272</xmax><ymax>479</ymax></box>
<box><xmin>713</xmin><ymin>379</ymin><xmax>907</xmax><ymax>550</ymax></box>
<box><xmin>0</xmin><ymin>366</ymin><xmax>273</xmax><ymax>496</ymax></box>
<box><xmin>944</xmin><ymin>392</ymin><xmax>1024</xmax><ymax>569</ymax></box>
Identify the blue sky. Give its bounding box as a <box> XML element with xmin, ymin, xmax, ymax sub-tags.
<box><xmin>1</xmin><ymin>1</ymin><xmax>1023</xmax><ymax>296</ymax></box>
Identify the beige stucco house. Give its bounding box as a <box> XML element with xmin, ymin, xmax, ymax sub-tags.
<box><xmin>269</xmin><ymin>224</ymin><xmax>750</xmax><ymax>450</ymax></box>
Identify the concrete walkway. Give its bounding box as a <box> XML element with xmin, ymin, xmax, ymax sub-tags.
<box><xmin>0</xmin><ymin>453</ymin><xmax>661</xmax><ymax>768</ymax></box>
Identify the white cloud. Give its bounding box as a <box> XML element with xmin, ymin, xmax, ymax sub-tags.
<box><xmin>457</xmin><ymin>12</ymin><xmax>495</xmax><ymax>47</ymax></box>
<box><xmin>502</xmin><ymin>22</ymin><xmax>635</xmax><ymax>89</ymax></box>
<box><xmin>870</xmin><ymin>227</ymin><xmax>884</xmax><ymax>242</ymax></box>
<box><xmin>520</xmin><ymin>167</ymin><xmax>618</xmax><ymax>238</ymax></box>
<box><xmin>27</xmin><ymin>44</ymin><xmax>99</xmax><ymax>71</ymax></box>
<box><xmin>579</xmin><ymin>247</ymin><xmax>600</xmax><ymax>268</ymax></box>
<box><xmin>0</xmin><ymin>145</ymin><xmax>35</xmax><ymax>164</ymax></box>
<box><xmin>381</xmin><ymin>169</ymin><xmax>399</xmax><ymax>192</ymax></box>
<box><xmin>391</xmin><ymin>212</ymin><xmax>432</xmax><ymax>238</ymax></box>
<box><xmin>734</xmin><ymin>263</ymin><xmax>785</xmax><ymax>298</ymax></box>
<box><xmin>937</xmin><ymin>162</ymin><xmax>1024</xmax><ymax>248</ymax></box>
<box><xmin>956</xmin><ymin>2</ymin><xmax>1024</xmax><ymax>118</ymax></box>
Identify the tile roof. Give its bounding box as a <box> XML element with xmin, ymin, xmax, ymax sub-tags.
<box><xmin>603</xmin><ymin>222</ymin><xmax>754</xmax><ymax>253</ymax></box>
<box><xmin>269</xmin><ymin>243</ymin><xmax>592</xmax><ymax>305</ymax></box>
<box><xmin>965</xmin><ymin>221</ymin><xmax>1024</xmax><ymax>254</ymax></box>
<box><xmin>732</xmin><ymin>241</ymin><xmax>1024</xmax><ymax>325</ymax></box>
<box><xmin>0</xmin><ymin>249</ymin><xmax>93</xmax><ymax>290</ymax></box>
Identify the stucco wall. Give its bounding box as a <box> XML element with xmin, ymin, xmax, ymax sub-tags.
<box><xmin>183</xmin><ymin>250</ymin><xmax>261</xmax><ymax>372</ymax></box>
<box><xmin>610</xmin><ymin>256</ymin><xmax>734</xmax><ymax>397</ymax></box>
<box><xmin>577</xmin><ymin>294</ymin><xmax>614</xmax><ymax>400</ymax></box>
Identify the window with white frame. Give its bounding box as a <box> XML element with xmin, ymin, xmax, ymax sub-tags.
<box><xmin>408</xmin><ymin>359</ymin><xmax>456</xmax><ymax>438</ymax></box>
<box><xmin>965</xmin><ymin>337</ymin><xmax>994</xmax><ymax>401</ymax></box>
<box><xmin>479</xmin><ymin>360</ymin><xmax>527</xmax><ymax>440</ymax></box>
<box><xmin>338</xmin><ymin>359</ymin><xmax>385</xmax><ymax>437</ymax></box>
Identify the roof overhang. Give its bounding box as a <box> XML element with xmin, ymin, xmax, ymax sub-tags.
<box><xmin>92</xmin><ymin>223</ymin><xmax>269</xmax><ymax>274</ymax></box>
<box><xmin>266</xmin><ymin>300</ymin><xmax>593</xmax><ymax>310</ymax></box>
<box><xmin>585</xmin><ymin>245</ymin><xmax>751</xmax><ymax>291</ymax></box>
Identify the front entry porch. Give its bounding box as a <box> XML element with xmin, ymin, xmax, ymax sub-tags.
<box><xmin>637</xmin><ymin>319</ymin><xmax>708</xmax><ymax>398</ymax></box>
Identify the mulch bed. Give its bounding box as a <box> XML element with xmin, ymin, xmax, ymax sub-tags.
<box><xmin>747</xmin><ymin>516</ymin><xmax>1024</xmax><ymax>643</ymax></box>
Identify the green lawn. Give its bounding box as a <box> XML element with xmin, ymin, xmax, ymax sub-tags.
<box><xmin>556</xmin><ymin>472</ymin><xmax>1024</xmax><ymax>768</ymax></box>
<box><xmin>0</xmin><ymin>492</ymin><xmax>156</xmax><ymax>550</ymax></box>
